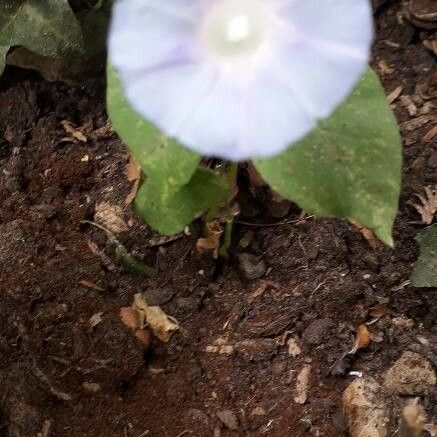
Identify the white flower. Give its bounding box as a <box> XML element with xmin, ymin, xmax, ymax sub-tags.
<box><xmin>109</xmin><ymin>0</ymin><xmax>373</xmax><ymax>161</ymax></box>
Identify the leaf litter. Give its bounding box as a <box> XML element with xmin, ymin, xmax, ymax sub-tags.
<box><xmin>119</xmin><ymin>293</ymin><xmax>179</xmax><ymax>343</ymax></box>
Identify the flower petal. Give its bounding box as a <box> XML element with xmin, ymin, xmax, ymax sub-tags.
<box><xmin>109</xmin><ymin>0</ymin><xmax>202</xmax><ymax>72</ymax></box>
<box><xmin>239</xmin><ymin>67</ymin><xmax>315</xmax><ymax>159</ymax></box>
<box><xmin>273</xmin><ymin>0</ymin><xmax>372</xmax><ymax>118</ymax></box>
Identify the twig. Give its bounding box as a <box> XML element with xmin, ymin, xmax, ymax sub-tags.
<box><xmin>32</xmin><ymin>364</ymin><xmax>73</xmax><ymax>401</ymax></box>
<box><xmin>236</xmin><ymin>215</ymin><xmax>315</xmax><ymax>227</ymax></box>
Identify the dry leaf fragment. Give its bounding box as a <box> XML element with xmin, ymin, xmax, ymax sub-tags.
<box><xmin>423</xmin><ymin>38</ymin><xmax>437</xmax><ymax>55</ymax></box>
<box><xmin>133</xmin><ymin>293</ymin><xmax>179</xmax><ymax>342</ymax></box>
<box><xmin>134</xmin><ymin>329</ymin><xmax>152</xmax><ymax>349</ymax></box>
<box><xmin>125</xmin><ymin>155</ymin><xmax>141</xmax><ymax>205</ymax></box>
<box><xmin>423</xmin><ymin>125</ymin><xmax>437</xmax><ymax>142</ymax></box>
<box><xmin>120</xmin><ymin>307</ymin><xmax>141</xmax><ymax>330</ymax></box>
<box><xmin>61</xmin><ymin>120</ymin><xmax>87</xmax><ymax>142</ymax></box>
<box><xmin>79</xmin><ymin>279</ymin><xmax>105</xmax><ymax>292</ymax></box>
<box><xmin>410</xmin><ymin>186</ymin><xmax>437</xmax><ymax>224</ymax></box>
<box><xmin>196</xmin><ymin>221</ymin><xmax>224</xmax><ymax>259</ymax></box>
<box><xmin>400</xmin><ymin>95</ymin><xmax>418</xmax><ymax>116</ymax></box>
<box><xmin>349</xmin><ymin>324</ymin><xmax>371</xmax><ymax>354</ymax></box>
<box><xmin>94</xmin><ymin>202</ymin><xmax>129</xmax><ymax>234</ymax></box>
<box><xmin>349</xmin><ymin>219</ymin><xmax>378</xmax><ymax>248</ymax></box>
<box><xmin>89</xmin><ymin>312</ymin><xmax>104</xmax><ymax>327</ymax></box>
<box><xmin>387</xmin><ymin>85</ymin><xmax>403</xmax><ymax>104</ymax></box>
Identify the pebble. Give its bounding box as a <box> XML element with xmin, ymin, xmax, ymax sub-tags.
<box><xmin>294</xmin><ymin>365</ymin><xmax>311</xmax><ymax>404</ymax></box>
<box><xmin>384</xmin><ymin>351</ymin><xmax>436</xmax><ymax>395</ymax></box>
<box><xmin>82</xmin><ymin>382</ymin><xmax>101</xmax><ymax>393</ymax></box>
<box><xmin>238</xmin><ymin>253</ymin><xmax>266</xmax><ymax>280</ymax></box>
<box><xmin>342</xmin><ymin>377</ymin><xmax>389</xmax><ymax>437</ymax></box>
<box><xmin>216</xmin><ymin>409</ymin><xmax>239</xmax><ymax>431</ymax></box>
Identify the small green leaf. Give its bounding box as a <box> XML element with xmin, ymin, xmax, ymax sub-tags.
<box><xmin>0</xmin><ymin>0</ymin><xmax>84</xmax><ymax>58</ymax></box>
<box><xmin>254</xmin><ymin>68</ymin><xmax>401</xmax><ymax>245</ymax></box>
<box><xmin>107</xmin><ymin>65</ymin><xmax>201</xmax><ymax>193</ymax></box>
<box><xmin>135</xmin><ymin>168</ymin><xmax>229</xmax><ymax>236</ymax></box>
<box><xmin>411</xmin><ymin>224</ymin><xmax>437</xmax><ymax>288</ymax></box>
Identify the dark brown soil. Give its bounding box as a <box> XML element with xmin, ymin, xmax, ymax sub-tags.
<box><xmin>0</xmin><ymin>3</ymin><xmax>436</xmax><ymax>436</ymax></box>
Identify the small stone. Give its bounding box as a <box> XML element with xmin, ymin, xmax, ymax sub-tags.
<box><xmin>238</xmin><ymin>253</ymin><xmax>266</xmax><ymax>280</ymax></box>
<box><xmin>287</xmin><ymin>337</ymin><xmax>302</xmax><ymax>357</ymax></box>
<box><xmin>302</xmin><ymin>318</ymin><xmax>333</xmax><ymax>346</ymax></box>
<box><xmin>294</xmin><ymin>365</ymin><xmax>311</xmax><ymax>404</ymax></box>
<box><xmin>216</xmin><ymin>410</ymin><xmax>239</xmax><ymax>431</ymax></box>
<box><xmin>82</xmin><ymin>382</ymin><xmax>101</xmax><ymax>393</ymax></box>
<box><xmin>250</xmin><ymin>406</ymin><xmax>266</xmax><ymax>417</ymax></box>
<box><xmin>343</xmin><ymin>377</ymin><xmax>389</xmax><ymax>437</ymax></box>
<box><xmin>384</xmin><ymin>351</ymin><xmax>436</xmax><ymax>395</ymax></box>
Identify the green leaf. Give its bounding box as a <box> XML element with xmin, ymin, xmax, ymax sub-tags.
<box><xmin>107</xmin><ymin>65</ymin><xmax>201</xmax><ymax>193</ymax></box>
<box><xmin>0</xmin><ymin>0</ymin><xmax>84</xmax><ymax>58</ymax></box>
<box><xmin>254</xmin><ymin>68</ymin><xmax>401</xmax><ymax>246</ymax></box>
<box><xmin>135</xmin><ymin>168</ymin><xmax>229</xmax><ymax>235</ymax></box>
<box><xmin>0</xmin><ymin>45</ymin><xmax>7</xmax><ymax>75</ymax></box>
<box><xmin>411</xmin><ymin>224</ymin><xmax>437</xmax><ymax>288</ymax></box>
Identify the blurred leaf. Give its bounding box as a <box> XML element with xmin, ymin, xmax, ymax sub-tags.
<box><xmin>0</xmin><ymin>45</ymin><xmax>7</xmax><ymax>75</ymax></box>
<box><xmin>254</xmin><ymin>69</ymin><xmax>401</xmax><ymax>246</ymax></box>
<box><xmin>411</xmin><ymin>224</ymin><xmax>437</xmax><ymax>287</ymax></box>
<box><xmin>135</xmin><ymin>168</ymin><xmax>229</xmax><ymax>236</ymax></box>
<box><xmin>0</xmin><ymin>0</ymin><xmax>84</xmax><ymax>58</ymax></box>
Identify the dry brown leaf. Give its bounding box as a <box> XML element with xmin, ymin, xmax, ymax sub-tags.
<box><xmin>79</xmin><ymin>279</ymin><xmax>105</xmax><ymax>292</ymax></box>
<box><xmin>134</xmin><ymin>329</ymin><xmax>152</xmax><ymax>349</ymax></box>
<box><xmin>94</xmin><ymin>202</ymin><xmax>129</xmax><ymax>234</ymax></box>
<box><xmin>423</xmin><ymin>125</ymin><xmax>437</xmax><ymax>143</ymax></box>
<box><xmin>348</xmin><ymin>219</ymin><xmax>378</xmax><ymax>248</ymax></box>
<box><xmin>196</xmin><ymin>221</ymin><xmax>224</xmax><ymax>259</ymax></box>
<box><xmin>350</xmin><ymin>324</ymin><xmax>371</xmax><ymax>354</ymax></box>
<box><xmin>387</xmin><ymin>85</ymin><xmax>403</xmax><ymax>104</ymax></box>
<box><xmin>125</xmin><ymin>155</ymin><xmax>141</xmax><ymax>205</ymax></box>
<box><xmin>410</xmin><ymin>186</ymin><xmax>437</xmax><ymax>224</ymax></box>
<box><xmin>120</xmin><ymin>307</ymin><xmax>141</xmax><ymax>330</ymax></box>
<box><xmin>133</xmin><ymin>293</ymin><xmax>179</xmax><ymax>342</ymax></box>
<box><xmin>89</xmin><ymin>312</ymin><xmax>103</xmax><ymax>328</ymax></box>
<box><xmin>61</xmin><ymin>120</ymin><xmax>87</xmax><ymax>142</ymax></box>
<box><xmin>423</xmin><ymin>38</ymin><xmax>437</xmax><ymax>56</ymax></box>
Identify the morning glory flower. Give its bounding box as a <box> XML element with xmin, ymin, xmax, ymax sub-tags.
<box><xmin>109</xmin><ymin>0</ymin><xmax>373</xmax><ymax>161</ymax></box>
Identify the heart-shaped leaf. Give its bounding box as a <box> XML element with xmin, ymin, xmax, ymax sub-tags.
<box><xmin>0</xmin><ymin>0</ymin><xmax>84</xmax><ymax>59</ymax></box>
<box><xmin>254</xmin><ymin>68</ymin><xmax>401</xmax><ymax>245</ymax></box>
